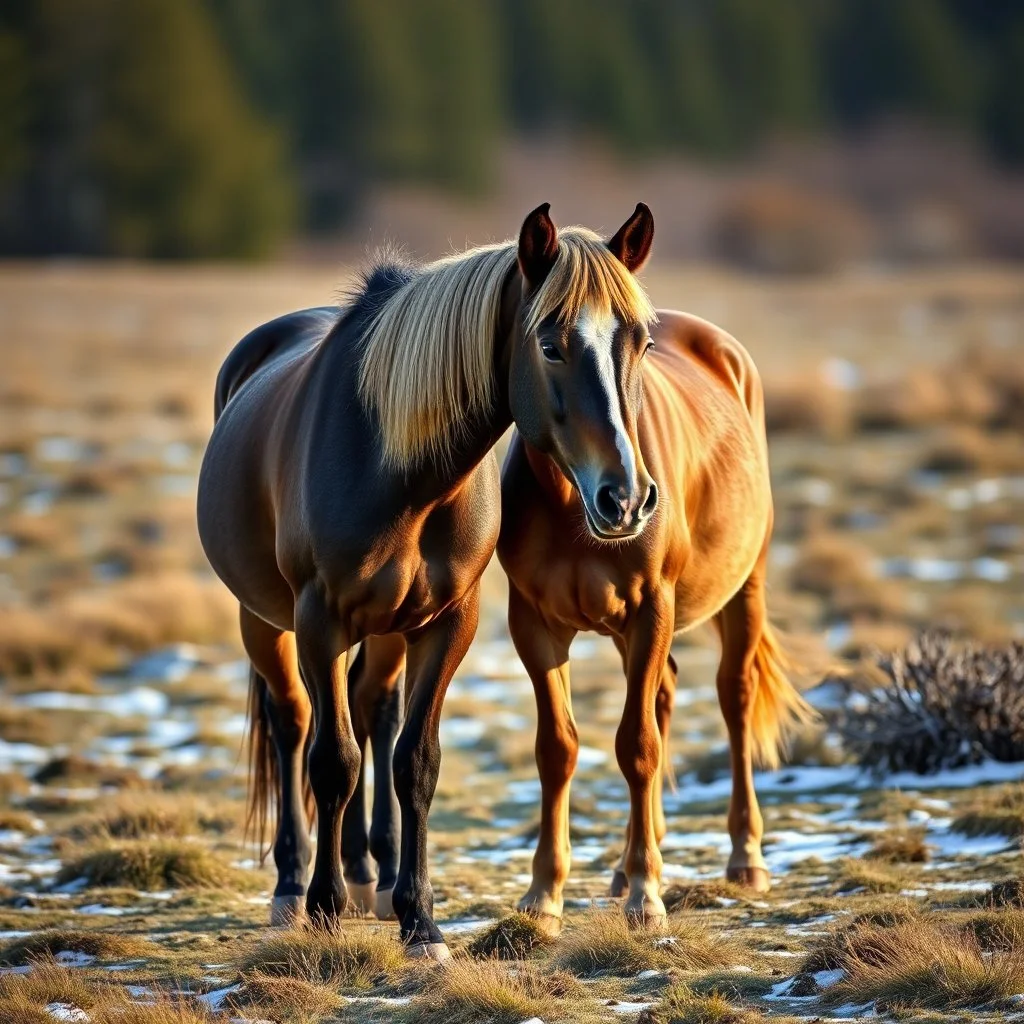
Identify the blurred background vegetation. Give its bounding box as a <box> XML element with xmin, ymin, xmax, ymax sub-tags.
<box><xmin>1</xmin><ymin>0</ymin><xmax>1023</xmax><ymax>259</ymax></box>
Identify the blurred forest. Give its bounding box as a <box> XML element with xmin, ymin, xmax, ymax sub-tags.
<box><xmin>1</xmin><ymin>0</ymin><xmax>1023</xmax><ymax>258</ymax></box>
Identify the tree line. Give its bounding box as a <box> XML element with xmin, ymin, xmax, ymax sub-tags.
<box><xmin>1</xmin><ymin>0</ymin><xmax>1021</xmax><ymax>258</ymax></box>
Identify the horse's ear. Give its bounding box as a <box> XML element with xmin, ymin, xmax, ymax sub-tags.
<box><xmin>608</xmin><ymin>202</ymin><xmax>654</xmax><ymax>273</ymax></box>
<box><xmin>518</xmin><ymin>202</ymin><xmax>559</xmax><ymax>288</ymax></box>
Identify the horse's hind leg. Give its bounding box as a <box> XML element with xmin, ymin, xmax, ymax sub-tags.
<box><xmin>295</xmin><ymin>587</ymin><xmax>361</xmax><ymax>925</ymax></box>
<box><xmin>508</xmin><ymin>587</ymin><xmax>576</xmax><ymax>935</ymax></box>
<box><xmin>713</xmin><ymin>554</ymin><xmax>771</xmax><ymax>893</ymax></box>
<box><xmin>611</xmin><ymin>653</ymin><xmax>675</xmax><ymax>898</ymax></box>
<box><xmin>340</xmin><ymin>634</ymin><xmax>405</xmax><ymax>919</ymax></box>
<box><xmin>239</xmin><ymin>606</ymin><xmax>312</xmax><ymax>926</ymax></box>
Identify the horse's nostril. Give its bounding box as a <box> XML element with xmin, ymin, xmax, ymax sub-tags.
<box><xmin>595</xmin><ymin>484</ymin><xmax>624</xmax><ymax>525</ymax></box>
<box><xmin>641</xmin><ymin>482</ymin><xmax>659</xmax><ymax>517</ymax></box>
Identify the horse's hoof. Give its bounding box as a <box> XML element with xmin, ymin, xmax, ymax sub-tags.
<box><xmin>345</xmin><ymin>880</ymin><xmax>377</xmax><ymax>915</ymax></box>
<box><xmin>726</xmin><ymin>866</ymin><xmax>771</xmax><ymax>893</ymax></box>
<box><xmin>609</xmin><ymin>870</ymin><xmax>628</xmax><ymax>898</ymax></box>
<box><xmin>270</xmin><ymin>895</ymin><xmax>305</xmax><ymax>928</ymax></box>
<box><xmin>406</xmin><ymin>941</ymin><xmax>452</xmax><ymax>962</ymax></box>
<box><xmin>374</xmin><ymin>887</ymin><xmax>396</xmax><ymax>921</ymax></box>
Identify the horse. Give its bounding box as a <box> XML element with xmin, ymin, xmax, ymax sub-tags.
<box><xmin>196</xmin><ymin>202</ymin><xmax>661</xmax><ymax>959</ymax></box>
<box><xmin>496</xmin><ymin>285</ymin><xmax>814</xmax><ymax>933</ymax></box>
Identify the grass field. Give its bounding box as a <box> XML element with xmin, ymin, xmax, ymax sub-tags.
<box><xmin>1</xmin><ymin>261</ymin><xmax>1024</xmax><ymax>1022</ymax></box>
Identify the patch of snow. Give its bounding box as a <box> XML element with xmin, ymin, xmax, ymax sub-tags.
<box><xmin>813</xmin><ymin>968</ymin><xmax>844</xmax><ymax>987</ymax></box>
<box><xmin>609</xmin><ymin>1001</ymin><xmax>654</xmax><ymax>1014</ymax></box>
<box><xmin>54</xmin><ymin>951</ymin><xmax>96</xmax><ymax>966</ymax></box>
<box><xmin>576</xmin><ymin>746</ymin><xmax>608</xmax><ymax>769</ymax></box>
<box><xmin>198</xmin><ymin>983</ymin><xmax>242</xmax><ymax>1010</ymax></box>
<box><xmin>45</xmin><ymin>1003</ymin><xmax>89</xmax><ymax>1022</ymax></box>
<box><xmin>76</xmin><ymin>904</ymin><xmax>127</xmax><ymax>916</ymax></box>
<box><xmin>18</xmin><ymin>687</ymin><xmax>169</xmax><ymax>717</ymax></box>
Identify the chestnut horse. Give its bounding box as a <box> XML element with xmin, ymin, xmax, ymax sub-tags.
<box><xmin>496</xmin><ymin>294</ymin><xmax>813</xmax><ymax>932</ymax></box>
<box><xmin>196</xmin><ymin>203</ymin><xmax>659</xmax><ymax>958</ymax></box>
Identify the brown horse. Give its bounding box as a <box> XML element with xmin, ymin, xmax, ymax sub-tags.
<box><xmin>196</xmin><ymin>203</ymin><xmax>659</xmax><ymax>958</ymax></box>
<box><xmin>497</xmin><ymin>289</ymin><xmax>813</xmax><ymax>932</ymax></box>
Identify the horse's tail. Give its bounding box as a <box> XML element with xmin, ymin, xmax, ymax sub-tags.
<box><xmin>244</xmin><ymin>664</ymin><xmax>316</xmax><ymax>864</ymax></box>
<box><xmin>245</xmin><ymin>664</ymin><xmax>277</xmax><ymax>864</ymax></box>
<box><xmin>750</xmin><ymin>621</ymin><xmax>816</xmax><ymax>769</ymax></box>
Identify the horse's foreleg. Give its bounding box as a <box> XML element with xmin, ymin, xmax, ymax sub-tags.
<box><xmin>392</xmin><ymin>585</ymin><xmax>480</xmax><ymax>960</ymax></box>
<box><xmin>508</xmin><ymin>587</ymin><xmax>576</xmax><ymax>934</ymax></box>
<box><xmin>239</xmin><ymin>607</ymin><xmax>312</xmax><ymax>927</ymax></box>
<box><xmin>611</xmin><ymin>651</ymin><xmax>676</xmax><ymax>898</ymax></box>
<box><xmin>617</xmin><ymin>591</ymin><xmax>674</xmax><ymax>929</ymax></box>
<box><xmin>714</xmin><ymin>559</ymin><xmax>771</xmax><ymax>893</ymax></box>
<box><xmin>295</xmin><ymin>587</ymin><xmax>360</xmax><ymax>925</ymax></box>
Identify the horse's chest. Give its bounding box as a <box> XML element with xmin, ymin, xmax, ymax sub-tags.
<box><xmin>524</xmin><ymin>552</ymin><xmax>638</xmax><ymax>635</ymax></box>
<box><xmin>339</xmin><ymin>500</ymin><xmax>498</xmax><ymax>638</ymax></box>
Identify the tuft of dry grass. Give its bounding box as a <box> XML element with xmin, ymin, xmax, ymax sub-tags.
<box><xmin>833</xmin><ymin>856</ymin><xmax>908</xmax><ymax>893</ymax></box>
<box><xmin>824</xmin><ymin>919</ymin><xmax>1024</xmax><ymax>1010</ymax></box>
<box><xmin>395</xmin><ymin>958</ymin><xmax>594</xmax><ymax>1024</ymax></box>
<box><xmin>467</xmin><ymin>912</ymin><xmax>554</xmax><ymax>960</ymax></box>
<box><xmin>0</xmin><ymin>929</ymin><xmax>159</xmax><ymax>966</ymax></box>
<box><xmin>229</xmin><ymin>970</ymin><xmax>345</xmax><ymax>1023</ymax></box>
<box><xmin>662</xmin><ymin>882</ymin><xmax>746</xmax><ymax>912</ymax></box>
<box><xmin>801</xmin><ymin>904</ymin><xmax>920</xmax><ymax>974</ymax></box>
<box><xmin>66</xmin><ymin>793</ymin><xmax>238</xmax><ymax>841</ymax></box>
<box><xmin>865</xmin><ymin>827</ymin><xmax>930</xmax><ymax>863</ymax></box>
<box><xmin>951</xmin><ymin>784</ymin><xmax>1024</xmax><ymax>838</ymax></box>
<box><xmin>553</xmin><ymin>911</ymin><xmax>743</xmax><ymax>978</ymax></box>
<box><xmin>961</xmin><ymin>908</ymin><xmax>1024</xmax><ymax>951</ymax></box>
<box><xmin>241</xmin><ymin>927</ymin><xmax>406</xmax><ymax>990</ymax></box>
<box><xmin>54</xmin><ymin>840</ymin><xmax>256</xmax><ymax>891</ymax></box>
<box><xmin>0</xmin><ymin>961</ymin><xmax>104</xmax><ymax>1019</ymax></box>
<box><xmin>641</xmin><ymin>984</ymin><xmax>767</xmax><ymax>1024</ymax></box>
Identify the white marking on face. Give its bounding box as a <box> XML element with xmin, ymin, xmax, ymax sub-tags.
<box><xmin>574</xmin><ymin>305</ymin><xmax>635</xmax><ymax>484</ymax></box>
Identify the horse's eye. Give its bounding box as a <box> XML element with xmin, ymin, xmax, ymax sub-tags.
<box><xmin>642</xmin><ymin>339</ymin><xmax>655</xmax><ymax>356</ymax></box>
<box><xmin>540</xmin><ymin>341</ymin><xmax>564</xmax><ymax>363</ymax></box>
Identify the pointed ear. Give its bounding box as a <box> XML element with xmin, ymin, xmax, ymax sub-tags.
<box><xmin>518</xmin><ymin>202</ymin><xmax>559</xmax><ymax>288</ymax></box>
<box><xmin>608</xmin><ymin>202</ymin><xmax>654</xmax><ymax>273</ymax></box>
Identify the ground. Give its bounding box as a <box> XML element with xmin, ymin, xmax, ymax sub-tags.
<box><xmin>0</xmin><ymin>262</ymin><xmax>1023</xmax><ymax>1022</ymax></box>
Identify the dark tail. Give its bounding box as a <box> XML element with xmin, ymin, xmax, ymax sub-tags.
<box><xmin>244</xmin><ymin>664</ymin><xmax>314</xmax><ymax>864</ymax></box>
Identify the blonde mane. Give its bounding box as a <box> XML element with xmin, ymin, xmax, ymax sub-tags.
<box><xmin>357</xmin><ymin>227</ymin><xmax>656</xmax><ymax>468</ymax></box>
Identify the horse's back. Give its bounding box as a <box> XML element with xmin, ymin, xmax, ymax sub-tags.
<box><xmin>214</xmin><ymin>307</ymin><xmax>339</xmax><ymax>419</ymax></box>
<box><xmin>648</xmin><ymin>309</ymin><xmax>766</xmax><ymax>431</ymax></box>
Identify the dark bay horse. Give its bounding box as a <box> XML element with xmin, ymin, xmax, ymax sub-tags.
<box><xmin>196</xmin><ymin>203</ymin><xmax>660</xmax><ymax>958</ymax></box>
<box><xmin>497</xmin><ymin>293</ymin><xmax>814</xmax><ymax>933</ymax></box>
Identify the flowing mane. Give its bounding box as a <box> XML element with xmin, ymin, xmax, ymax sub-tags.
<box><xmin>357</xmin><ymin>227</ymin><xmax>656</xmax><ymax>468</ymax></box>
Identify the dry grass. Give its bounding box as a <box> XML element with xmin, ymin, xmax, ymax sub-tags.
<box><xmin>393</xmin><ymin>958</ymin><xmax>595</xmax><ymax>1024</ymax></box>
<box><xmin>961</xmin><ymin>908</ymin><xmax>1024</xmax><ymax>951</ymax></box>
<box><xmin>824</xmin><ymin>919</ymin><xmax>1024</xmax><ymax>1011</ymax></box>
<box><xmin>801</xmin><ymin>904</ymin><xmax>920</xmax><ymax>973</ymax></box>
<box><xmin>642</xmin><ymin>984</ymin><xmax>768</xmax><ymax>1024</ymax></box>
<box><xmin>0</xmin><ymin>928</ymin><xmax>159</xmax><ymax>966</ymax></box>
<box><xmin>553</xmin><ymin>911</ymin><xmax>743</xmax><ymax>978</ymax></box>
<box><xmin>0</xmin><ymin>961</ymin><xmax>105</xmax><ymax>1020</ymax></box>
<box><xmin>865</xmin><ymin>827</ymin><xmax>930</xmax><ymax>863</ymax></box>
<box><xmin>66</xmin><ymin>793</ymin><xmax>239</xmax><ymax>841</ymax></box>
<box><xmin>952</xmin><ymin>784</ymin><xmax>1024</xmax><ymax>838</ymax></box>
<box><xmin>467</xmin><ymin>912</ymin><xmax>554</xmax><ymax>960</ymax></box>
<box><xmin>241</xmin><ymin>927</ymin><xmax>406</xmax><ymax>990</ymax></box>
<box><xmin>54</xmin><ymin>840</ymin><xmax>256</xmax><ymax>891</ymax></box>
<box><xmin>833</xmin><ymin>857</ymin><xmax>909</xmax><ymax>893</ymax></box>
<box><xmin>662</xmin><ymin>881</ymin><xmax>747</xmax><ymax>912</ymax></box>
<box><xmin>229</xmin><ymin>970</ymin><xmax>345</xmax><ymax>1023</ymax></box>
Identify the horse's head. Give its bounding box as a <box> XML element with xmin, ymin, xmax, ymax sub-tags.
<box><xmin>509</xmin><ymin>203</ymin><xmax>658</xmax><ymax>541</ymax></box>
